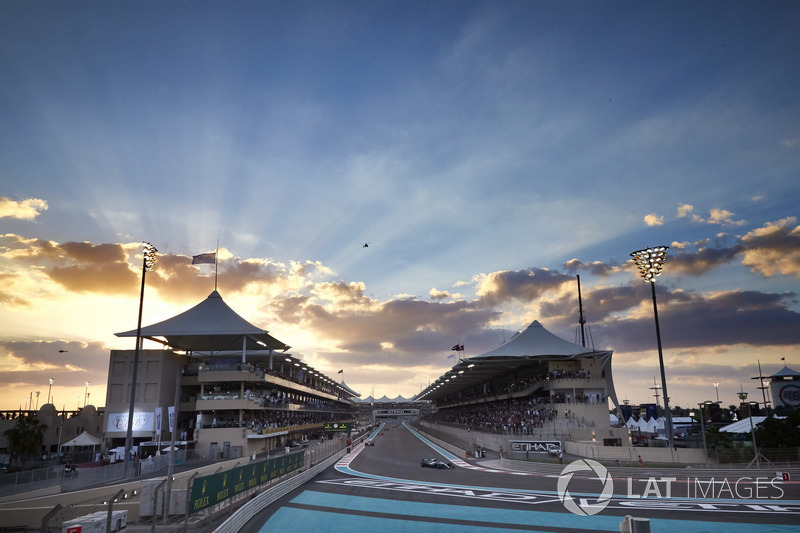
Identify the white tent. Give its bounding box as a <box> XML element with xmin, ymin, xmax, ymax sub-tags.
<box><xmin>61</xmin><ymin>431</ymin><xmax>102</xmax><ymax>457</ymax></box>
<box><xmin>625</xmin><ymin>417</ymin><xmax>639</xmax><ymax>430</ymax></box>
<box><xmin>644</xmin><ymin>417</ymin><xmax>658</xmax><ymax>434</ymax></box>
<box><xmin>61</xmin><ymin>431</ymin><xmax>102</xmax><ymax>447</ymax></box>
<box><xmin>719</xmin><ymin>416</ymin><xmax>780</xmax><ymax>434</ymax></box>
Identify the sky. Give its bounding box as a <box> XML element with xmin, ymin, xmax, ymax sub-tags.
<box><xmin>1</xmin><ymin>1</ymin><xmax>799</xmax><ymax>414</ymax></box>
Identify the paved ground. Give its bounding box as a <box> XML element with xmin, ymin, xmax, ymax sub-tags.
<box><xmin>236</xmin><ymin>422</ymin><xmax>800</xmax><ymax>533</ymax></box>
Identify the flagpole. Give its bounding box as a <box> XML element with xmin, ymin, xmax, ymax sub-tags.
<box><xmin>214</xmin><ymin>242</ymin><xmax>219</xmax><ymax>290</ymax></box>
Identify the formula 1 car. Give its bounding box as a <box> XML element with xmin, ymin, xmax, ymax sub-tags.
<box><xmin>421</xmin><ymin>458</ymin><xmax>454</xmax><ymax>469</ymax></box>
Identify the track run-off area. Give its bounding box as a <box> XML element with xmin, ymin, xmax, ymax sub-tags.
<box><xmin>242</xmin><ymin>422</ymin><xmax>800</xmax><ymax>533</ymax></box>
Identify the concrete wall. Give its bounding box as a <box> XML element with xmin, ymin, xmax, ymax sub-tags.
<box><xmin>564</xmin><ymin>441</ymin><xmax>706</xmax><ymax>465</ymax></box>
<box><xmin>420</xmin><ymin>421</ymin><xmax>706</xmax><ymax>465</ymax></box>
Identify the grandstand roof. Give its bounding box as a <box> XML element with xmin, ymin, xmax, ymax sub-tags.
<box><xmin>116</xmin><ymin>290</ymin><xmax>290</xmax><ymax>353</ymax></box>
<box><xmin>415</xmin><ymin>320</ymin><xmax>612</xmax><ymax>402</ymax></box>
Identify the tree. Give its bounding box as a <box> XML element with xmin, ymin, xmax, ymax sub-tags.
<box><xmin>2</xmin><ymin>415</ymin><xmax>47</xmax><ymax>466</ymax></box>
<box><xmin>754</xmin><ymin>410</ymin><xmax>800</xmax><ymax>448</ymax></box>
<box><xmin>704</xmin><ymin>426</ymin><xmax>732</xmax><ymax>450</ymax></box>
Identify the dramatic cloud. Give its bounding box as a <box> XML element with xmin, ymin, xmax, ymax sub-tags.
<box><xmin>0</xmin><ymin>197</ymin><xmax>48</xmax><ymax>220</ymax></box>
<box><xmin>666</xmin><ymin>243</ymin><xmax>743</xmax><ymax>276</ymax></box>
<box><xmin>595</xmin><ymin>287</ymin><xmax>800</xmax><ymax>352</ymax></box>
<box><xmin>739</xmin><ymin>217</ymin><xmax>800</xmax><ymax>277</ymax></box>
<box><xmin>474</xmin><ymin>268</ymin><xmax>573</xmax><ymax>307</ymax></box>
<box><xmin>2</xmin><ymin>219</ymin><xmax>799</xmax><ymax>405</ymax></box>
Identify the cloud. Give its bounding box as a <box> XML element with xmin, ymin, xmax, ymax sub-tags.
<box><xmin>474</xmin><ymin>268</ymin><xmax>573</xmax><ymax>307</ymax></box>
<box><xmin>644</xmin><ymin>213</ymin><xmax>664</xmax><ymax>226</ymax></box>
<box><xmin>3</xmin><ymin>222</ymin><xmax>800</xmax><ymax>404</ymax></box>
<box><xmin>429</xmin><ymin>288</ymin><xmax>451</xmax><ymax>300</ymax></box>
<box><xmin>688</xmin><ymin>207</ymin><xmax>746</xmax><ymax>226</ymax></box>
<box><xmin>666</xmin><ymin>243</ymin><xmax>743</xmax><ymax>276</ymax></box>
<box><xmin>594</xmin><ymin>286</ymin><xmax>800</xmax><ymax>352</ymax></box>
<box><xmin>739</xmin><ymin>217</ymin><xmax>800</xmax><ymax>277</ymax></box>
<box><xmin>563</xmin><ymin>259</ymin><xmax>620</xmax><ymax>278</ymax></box>
<box><xmin>708</xmin><ymin>208</ymin><xmax>746</xmax><ymax>226</ymax></box>
<box><xmin>676</xmin><ymin>203</ymin><xmax>694</xmax><ymax>218</ymax></box>
<box><xmin>0</xmin><ymin>339</ymin><xmax>111</xmax><ymax>388</ymax></box>
<box><xmin>0</xmin><ymin>197</ymin><xmax>48</xmax><ymax>220</ymax></box>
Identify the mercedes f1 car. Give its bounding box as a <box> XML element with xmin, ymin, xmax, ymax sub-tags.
<box><xmin>421</xmin><ymin>458</ymin><xmax>454</xmax><ymax>469</ymax></box>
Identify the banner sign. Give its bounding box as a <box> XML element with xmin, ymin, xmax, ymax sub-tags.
<box><xmin>189</xmin><ymin>451</ymin><xmax>304</xmax><ymax>514</ymax></box>
<box><xmin>322</xmin><ymin>422</ymin><xmax>351</xmax><ymax>432</ymax></box>
<box><xmin>155</xmin><ymin>407</ymin><xmax>163</xmax><ymax>434</ymax></box>
<box><xmin>168</xmin><ymin>406</ymin><xmax>175</xmax><ymax>433</ymax></box>
<box><xmin>509</xmin><ymin>440</ymin><xmax>561</xmax><ymax>453</ymax></box>
<box><xmin>106</xmin><ymin>411</ymin><xmax>154</xmax><ymax>433</ymax></box>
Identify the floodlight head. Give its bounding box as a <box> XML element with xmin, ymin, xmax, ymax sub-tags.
<box><xmin>142</xmin><ymin>241</ymin><xmax>158</xmax><ymax>271</ymax></box>
<box><xmin>630</xmin><ymin>246</ymin><xmax>669</xmax><ymax>282</ymax></box>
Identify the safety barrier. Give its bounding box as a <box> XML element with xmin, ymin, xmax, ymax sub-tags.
<box><xmin>212</xmin><ymin>448</ymin><xmax>346</xmax><ymax>533</ymax></box>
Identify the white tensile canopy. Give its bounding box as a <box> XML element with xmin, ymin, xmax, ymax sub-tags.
<box><xmin>115</xmin><ymin>290</ymin><xmax>290</xmax><ymax>354</ymax></box>
<box><xmin>472</xmin><ymin>321</ymin><xmax>602</xmax><ymax>360</ymax></box>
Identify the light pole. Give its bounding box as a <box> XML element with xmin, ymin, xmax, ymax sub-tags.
<box><xmin>630</xmin><ymin>246</ymin><xmax>674</xmax><ymax>452</ymax></box>
<box><xmin>124</xmin><ymin>241</ymin><xmax>157</xmax><ymax>478</ymax></box>
<box><xmin>47</xmin><ymin>378</ymin><xmax>54</xmax><ymax>405</ymax></box>
<box><xmin>737</xmin><ymin>387</ymin><xmax>761</xmax><ymax>468</ymax></box>
<box><xmin>713</xmin><ymin>382</ymin><xmax>720</xmax><ymax>403</ymax></box>
<box><xmin>697</xmin><ymin>402</ymin><xmax>710</xmax><ymax>466</ymax></box>
<box><xmin>35</xmin><ymin>391</ymin><xmax>40</xmax><ymax>410</ymax></box>
<box><xmin>84</xmin><ymin>381</ymin><xmax>90</xmax><ymax>408</ymax></box>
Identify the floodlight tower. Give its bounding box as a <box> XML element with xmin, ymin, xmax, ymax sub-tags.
<box><xmin>124</xmin><ymin>241</ymin><xmax>157</xmax><ymax>477</ymax></box>
<box><xmin>630</xmin><ymin>246</ymin><xmax>674</xmax><ymax>452</ymax></box>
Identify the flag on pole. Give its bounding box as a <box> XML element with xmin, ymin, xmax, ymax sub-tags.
<box><xmin>338</xmin><ymin>369</ymin><xmax>343</xmax><ymax>374</ymax></box>
<box><xmin>451</xmin><ymin>344</ymin><xmax>464</xmax><ymax>351</ymax></box>
<box><xmin>447</xmin><ymin>353</ymin><xmax>455</xmax><ymax>359</ymax></box>
<box><xmin>192</xmin><ymin>252</ymin><xmax>216</xmax><ymax>265</ymax></box>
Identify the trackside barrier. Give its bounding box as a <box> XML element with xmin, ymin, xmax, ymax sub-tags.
<box><xmin>620</xmin><ymin>515</ymin><xmax>651</xmax><ymax>533</ymax></box>
<box><xmin>212</xmin><ymin>449</ymin><xmax>346</xmax><ymax>533</ymax></box>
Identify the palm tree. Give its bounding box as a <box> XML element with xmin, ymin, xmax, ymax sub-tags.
<box><xmin>3</xmin><ymin>415</ymin><xmax>47</xmax><ymax>467</ymax></box>
<box><xmin>704</xmin><ymin>426</ymin><xmax>732</xmax><ymax>450</ymax></box>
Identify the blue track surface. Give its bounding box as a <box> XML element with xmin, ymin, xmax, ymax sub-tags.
<box><xmin>259</xmin><ymin>490</ymin><xmax>798</xmax><ymax>532</ymax></box>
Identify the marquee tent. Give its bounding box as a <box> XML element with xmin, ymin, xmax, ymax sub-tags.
<box><xmin>61</xmin><ymin>431</ymin><xmax>102</xmax><ymax>455</ymax></box>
